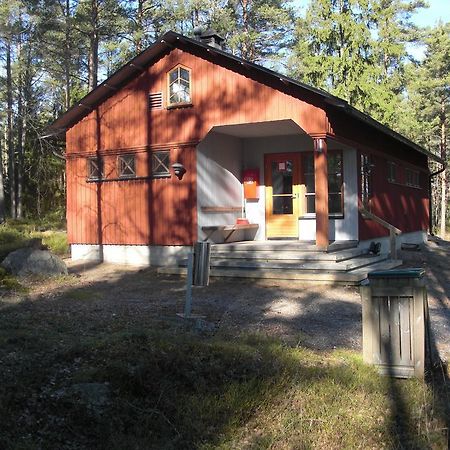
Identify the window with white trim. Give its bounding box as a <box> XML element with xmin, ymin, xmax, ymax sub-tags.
<box><xmin>302</xmin><ymin>152</ymin><xmax>343</xmax><ymax>216</ymax></box>
<box><xmin>303</xmin><ymin>153</ymin><xmax>315</xmax><ymax>215</ymax></box>
<box><xmin>167</xmin><ymin>65</ymin><xmax>191</xmax><ymax>106</ymax></box>
<box><xmin>361</xmin><ymin>153</ymin><xmax>373</xmax><ymax>208</ymax></box>
<box><xmin>387</xmin><ymin>161</ymin><xmax>397</xmax><ymax>183</ymax></box>
<box><xmin>328</xmin><ymin>152</ymin><xmax>343</xmax><ymax>215</ymax></box>
<box><xmin>405</xmin><ymin>168</ymin><xmax>420</xmax><ymax>187</ymax></box>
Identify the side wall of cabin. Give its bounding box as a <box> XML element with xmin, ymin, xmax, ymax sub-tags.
<box><xmin>327</xmin><ymin>108</ymin><xmax>430</xmax><ymax>241</ymax></box>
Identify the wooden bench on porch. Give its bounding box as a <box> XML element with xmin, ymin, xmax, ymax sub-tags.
<box><xmin>202</xmin><ymin>224</ymin><xmax>259</xmax><ymax>243</ymax></box>
<box><xmin>200</xmin><ymin>206</ymin><xmax>258</xmax><ymax>243</ymax></box>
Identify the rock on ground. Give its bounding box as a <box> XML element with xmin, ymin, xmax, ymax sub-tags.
<box><xmin>2</xmin><ymin>248</ymin><xmax>68</xmax><ymax>277</ymax></box>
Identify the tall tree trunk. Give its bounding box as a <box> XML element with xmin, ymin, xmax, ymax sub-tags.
<box><xmin>241</xmin><ymin>0</ymin><xmax>249</xmax><ymax>59</ymax></box>
<box><xmin>16</xmin><ymin>29</ymin><xmax>24</xmax><ymax>220</ymax></box>
<box><xmin>135</xmin><ymin>0</ymin><xmax>145</xmax><ymax>53</ymax></box>
<box><xmin>440</xmin><ymin>100</ymin><xmax>447</xmax><ymax>238</ymax></box>
<box><xmin>6</xmin><ymin>38</ymin><xmax>16</xmax><ymax>219</ymax></box>
<box><xmin>0</xmin><ymin>133</ymin><xmax>6</xmax><ymax>223</ymax></box>
<box><xmin>88</xmin><ymin>0</ymin><xmax>99</xmax><ymax>91</ymax></box>
<box><xmin>64</xmin><ymin>0</ymin><xmax>72</xmax><ymax>110</ymax></box>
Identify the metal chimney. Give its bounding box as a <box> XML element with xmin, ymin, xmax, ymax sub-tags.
<box><xmin>198</xmin><ymin>28</ymin><xmax>225</xmax><ymax>50</ymax></box>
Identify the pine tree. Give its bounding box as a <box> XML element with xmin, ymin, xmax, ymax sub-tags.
<box><xmin>226</xmin><ymin>0</ymin><xmax>294</xmax><ymax>63</ymax></box>
<box><xmin>288</xmin><ymin>0</ymin><xmax>425</xmax><ymax>128</ymax></box>
<box><xmin>75</xmin><ymin>0</ymin><xmax>127</xmax><ymax>90</ymax></box>
<box><xmin>369</xmin><ymin>0</ymin><xmax>426</xmax><ymax>126</ymax></box>
<box><xmin>402</xmin><ymin>24</ymin><xmax>450</xmax><ymax>236</ymax></box>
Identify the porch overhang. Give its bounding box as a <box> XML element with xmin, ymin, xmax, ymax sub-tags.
<box><xmin>198</xmin><ymin>121</ymin><xmax>336</xmax><ymax>248</ymax></box>
<box><xmin>210</xmin><ymin>119</ymin><xmax>307</xmax><ymax>138</ymax></box>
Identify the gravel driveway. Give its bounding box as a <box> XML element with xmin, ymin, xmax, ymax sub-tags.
<box><xmin>3</xmin><ymin>238</ymin><xmax>449</xmax><ymax>361</ymax></box>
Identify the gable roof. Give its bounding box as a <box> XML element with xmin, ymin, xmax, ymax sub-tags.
<box><xmin>46</xmin><ymin>31</ymin><xmax>443</xmax><ymax>164</ymax></box>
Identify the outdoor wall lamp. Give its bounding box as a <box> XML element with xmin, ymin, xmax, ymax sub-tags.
<box><xmin>315</xmin><ymin>138</ymin><xmax>326</xmax><ymax>153</ymax></box>
<box><xmin>172</xmin><ymin>162</ymin><xmax>186</xmax><ymax>180</ymax></box>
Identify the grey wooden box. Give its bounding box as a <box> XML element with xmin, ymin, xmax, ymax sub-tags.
<box><xmin>360</xmin><ymin>269</ymin><xmax>426</xmax><ymax>378</ymax></box>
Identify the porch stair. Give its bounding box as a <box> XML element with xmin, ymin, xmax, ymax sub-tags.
<box><xmin>158</xmin><ymin>241</ymin><xmax>403</xmax><ymax>285</ymax></box>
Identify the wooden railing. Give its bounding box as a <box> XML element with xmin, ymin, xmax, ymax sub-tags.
<box><xmin>359</xmin><ymin>207</ymin><xmax>401</xmax><ymax>259</ymax></box>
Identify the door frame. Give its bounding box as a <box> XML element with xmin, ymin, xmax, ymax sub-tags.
<box><xmin>264</xmin><ymin>152</ymin><xmax>301</xmax><ymax>239</ymax></box>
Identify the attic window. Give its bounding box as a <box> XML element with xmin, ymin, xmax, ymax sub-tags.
<box><xmin>167</xmin><ymin>65</ymin><xmax>191</xmax><ymax>107</ymax></box>
<box><xmin>149</xmin><ymin>92</ymin><xmax>163</xmax><ymax>110</ymax></box>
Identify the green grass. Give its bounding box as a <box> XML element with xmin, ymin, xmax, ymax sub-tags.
<box><xmin>0</xmin><ymin>221</ymin><xmax>69</xmax><ymax>259</ymax></box>
<box><xmin>31</xmin><ymin>230</ymin><xmax>69</xmax><ymax>255</ymax></box>
<box><xmin>0</xmin><ymin>315</ymin><xmax>447</xmax><ymax>450</ymax></box>
<box><xmin>0</xmin><ymin>221</ymin><xmax>68</xmax><ymax>291</ymax></box>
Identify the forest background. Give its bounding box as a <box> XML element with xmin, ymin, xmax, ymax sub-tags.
<box><xmin>0</xmin><ymin>0</ymin><xmax>449</xmax><ymax>236</ymax></box>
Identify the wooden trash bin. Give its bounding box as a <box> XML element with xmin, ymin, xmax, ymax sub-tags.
<box><xmin>360</xmin><ymin>269</ymin><xmax>426</xmax><ymax>378</ymax></box>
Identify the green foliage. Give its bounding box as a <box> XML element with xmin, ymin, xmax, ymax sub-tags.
<box><xmin>0</xmin><ymin>226</ymin><xmax>23</xmax><ymax>244</ymax></box>
<box><xmin>288</xmin><ymin>0</ymin><xmax>427</xmax><ymax>128</ymax></box>
<box><xmin>38</xmin><ymin>231</ymin><xmax>69</xmax><ymax>256</ymax></box>
<box><xmin>0</xmin><ymin>0</ymin><xmax>448</xmax><ymax>230</ymax></box>
<box><xmin>399</xmin><ymin>23</ymin><xmax>450</xmax><ymax>153</ymax></box>
<box><xmin>225</xmin><ymin>0</ymin><xmax>294</xmax><ymax>63</ymax></box>
<box><xmin>0</xmin><ymin>224</ymin><xmax>29</xmax><ymax>261</ymax></box>
<box><xmin>0</xmin><ymin>222</ymin><xmax>69</xmax><ymax>259</ymax></box>
<box><xmin>0</xmin><ymin>272</ymin><xmax>24</xmax><ymax>291</ymax></box>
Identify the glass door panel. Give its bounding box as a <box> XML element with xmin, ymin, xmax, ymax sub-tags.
<box><xmin>265</xmin><ymin>153</ymin><xmax>301</xmax><ymax>238</ymax></box>
<box><xmin>271</xmin><ymin>160</ymin><xmax>294</xmax><ymax>214</ymax></box>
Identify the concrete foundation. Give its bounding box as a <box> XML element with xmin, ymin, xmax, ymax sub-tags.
<box><xmin>71</xmin><ymin>244</ymin><xmax>191</xmax><ymax>267</ymax></box>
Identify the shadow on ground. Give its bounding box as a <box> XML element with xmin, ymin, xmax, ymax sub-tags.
<box><xmin>0</xmin><ymin>243</ymin><xmax>448</xmax><ymax>448</ymax></box>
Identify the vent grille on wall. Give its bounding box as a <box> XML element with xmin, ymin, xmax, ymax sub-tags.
<box><xmin>149</xmin><ymin>92</ymin><xmax>163</xmax><ymax>110</ymax></box>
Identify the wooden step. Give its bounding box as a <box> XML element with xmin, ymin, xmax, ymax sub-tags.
<box><xmin>179</xmin><ymin>254</ymin><xmax>387</xmax><ymax>272</ymax></box>
<box><xmin>347</xmin><ymin>259</ymin><xmax>403</xmax><ymax>276</ymax></box>
<box><xmin>210</xmin><ymin>248</ymin><xmax>368</xmax><ymax>262</ymax></box>
<box><xmin>211</xmin><ymin>240</ymin><xmax>358</xmax><ymax>253</ymax></box>
<box><xmin>158</xmin><ymin>259</ymin><xmax>403</xmax><ymax>285</ymax></box>
<box><xmin>212</xmin><ymin>242</ymin><xmax>318</xmax><ymax>252</ymax></box>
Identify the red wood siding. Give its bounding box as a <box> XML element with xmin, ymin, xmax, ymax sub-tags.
<box><xmin>326</xmin><ymin>107</ymin><xmax>430</xmax><ymax>240</ymax></box>
<box><xmin>66</xmin><ymin>47</ymin><xmax>330</xmax><ymax>246</ymax></box>
<box><xmin>66</xmin><ymin>74</ymin><xmax>149</xmax><ymax>153</ymax></box>
<box><xmin>146</xmin><ymin>48</ymin><xmax>329</xmax><ymax>145</ymax></box>
<box><xmin>66</xmin><ymin>146</ymin><xmax>197</xmax><ymax>245</ymax></box>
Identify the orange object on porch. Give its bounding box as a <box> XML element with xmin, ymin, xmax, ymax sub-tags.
<box><xmin>243</xmin><ymin>168</ymin><xmax>259</xmax><ymax>200</ymax></box>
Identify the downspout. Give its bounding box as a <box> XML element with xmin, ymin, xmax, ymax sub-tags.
<box><xmin>428</xmin><ymin>163</ymin><xmax>447</xmax><ymax>235</ymax></box>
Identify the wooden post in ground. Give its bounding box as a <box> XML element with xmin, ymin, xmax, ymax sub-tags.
<box><xmin>184</xmin><ymin>252</ymin><xmax>194</xmax><ymax>318</ymax></box>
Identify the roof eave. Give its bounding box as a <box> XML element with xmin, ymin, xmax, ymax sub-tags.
<box><xmin>46</xmin><ymin>31</ymin><xmax>443</xmax><ymax>165</ymax></box>
<box><xmin>46</xmin><ymin>35</ymin><xmax>176</xmax><ymax>136</ymax></box>
<box><xmin>336</xmin><ymin>103</ymin><xmax>444</xmax><ymax>164</ymax></box>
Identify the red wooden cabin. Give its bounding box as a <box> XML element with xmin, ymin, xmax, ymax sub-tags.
<box><xmin>48</xmin><ymin>31</ymin><xmax>443</xmax><ymax>267</ymax></box>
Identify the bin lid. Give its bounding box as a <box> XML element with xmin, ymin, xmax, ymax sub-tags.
<box><xmin>368</xmin><ymin>268</ymin><xmax>425</xmax><ymax>279</ymax></box>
